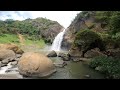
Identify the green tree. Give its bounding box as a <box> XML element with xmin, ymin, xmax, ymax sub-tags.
<box><xmin>74</xmin><ymin>29</ymin><xmax>105</xmax><ymax>57</ymax></box>
<box><xmin>109</xmin><ymin>14</ymin><xmax>120</xmax><ymax>34</ymax></box>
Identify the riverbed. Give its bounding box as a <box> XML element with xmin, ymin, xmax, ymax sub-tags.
<box><xmin>0</xmin><ymin>45</ymin><xmax>105</xmax><ymax>79</ymax></box>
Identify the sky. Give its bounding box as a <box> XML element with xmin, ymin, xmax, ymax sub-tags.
<box><xmin>0</xmin><ymin>11</ymin><xmax>81</xmax><ymax>28</ymax></box>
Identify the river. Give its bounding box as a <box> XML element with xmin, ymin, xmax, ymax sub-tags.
<box><xmin>42</xmin><ymin>57</ymin><xmax>105</xmax><ymax>79</ymax></box>
<box><xmin>22</xmin><ymin>45</ymin><xmax>105</xmax><ymax>79</ymax></box>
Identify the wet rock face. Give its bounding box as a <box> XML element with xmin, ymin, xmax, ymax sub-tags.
<box><xmin>41</xmin><ymin>25</ymin><xmax>64</xmax><ymax>44</ymax></box>
<box><xmin>18</xmin><ymin>52</ymin><xmax>56</xmax><ymax>77</ymax></box>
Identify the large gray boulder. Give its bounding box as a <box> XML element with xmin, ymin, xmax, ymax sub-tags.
<box><xmin>84</xmin><ymin>48</ymin><xmax>106</xmax><ymax>58</ymax></box>
<box><xmin>18</xmin><ymin>52</ymin><xmax>56</xmax><ymax>77</ymax></box>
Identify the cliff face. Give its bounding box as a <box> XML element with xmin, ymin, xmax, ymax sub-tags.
<box><xmin>27</xmin><ymin>18</ymin><xmax>64</xmax><ymax>43</ymax></box>
<box><xmin>62</xmin><ymin>11</ymin><xmax>108</xmax><ymax>50</ymax></box>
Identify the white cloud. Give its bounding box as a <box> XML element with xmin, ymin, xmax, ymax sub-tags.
<box><xmin>0</xmin><ymin>11</ymin><xmax>81</xmax><ymax>28</ymax></box>
<box><xmin>29</xmin><ymin>11</ymin><xmax>81</xmax><ymax>28</ymax></box>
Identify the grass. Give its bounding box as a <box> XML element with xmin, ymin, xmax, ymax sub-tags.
<box><xmin>24</xmin><ymin>39</ymin><xmax>46</xmax><ymax>48</ymax></box>
<box><xmin>0</xmin><ymin>34</ymin><xmax>46</xmax><ymax>48</ymax></box>
<box><xmin>0</xmin><ymin>34</ymin><xmax>19</xmax><ymax>44</ymax></box>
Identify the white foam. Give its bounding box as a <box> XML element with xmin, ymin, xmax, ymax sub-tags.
<box><xmin>0</xmin><ymin>62</ymin><xmax>12</xmax><ymax>74</ymax></box>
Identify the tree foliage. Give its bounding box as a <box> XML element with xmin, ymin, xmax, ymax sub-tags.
<box><xmin>90</xmin><ymin>56</ymin><xmax>120</xmax><ymax>79</ymax></box>
<box><xmin>73</xmin><ymin>29</ymin><xmax>105</xmax><ymax>57</ymax></box>
<box><xmin>0</xmin><ymin>18</ymin><xmax>59</xmax><ymax>41</ymax></box>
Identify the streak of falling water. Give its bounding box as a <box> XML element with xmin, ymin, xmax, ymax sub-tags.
<box><xmin>51</xmin><ymin>28</ymin><xmax>66</xmax><ymax>52</ymax></box>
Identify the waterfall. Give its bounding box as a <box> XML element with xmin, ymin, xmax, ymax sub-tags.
<box><xmin>51</xmin><ymin>28</ymin><xmax>66</xmax><ymax>51</ymax></box>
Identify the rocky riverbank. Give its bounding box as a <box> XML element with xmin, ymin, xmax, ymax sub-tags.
<box><xmin>0</xmin><ymin>44</ymin><xmax>60</xmax><ymax>78</ymax></box>
<box><xmin>0</xmin><ymin>43</ymin><xmax>106</xmax><ymax>79</ymax></box>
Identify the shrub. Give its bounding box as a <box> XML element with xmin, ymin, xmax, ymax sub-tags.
<box><xmin>95</xmin><ymin>11</ymin><xmax>113</xmax><ymax>23</ymax></box>
<box><xmin>98</xmin><ymin>33</ymin><xmax>115</xmax><ymax>49</ymax></box>
<box><xmin>109</xmin><ymin>15</ymin><xmax>120</xmax><ymax>34</ymax></box>
<box><xmin>90</xmin><ymin>56</ymin><xmax>120</xmax><ymax>79</ymax></box>
<box><xmin>74</xmin><ymin>29</ymin><xmax>105</xmax><ymax>51</ymax></box>
<box><xmin>113</xmin><ymin>32</ymin><xmax>120</xmax><ymax>46</ymax></box>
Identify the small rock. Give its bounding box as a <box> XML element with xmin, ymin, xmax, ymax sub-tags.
<box><xmin>1</xmin><ymin>59</ymin><xmax>9</xmax><ymax>64</ymax></box>
<box><xmin>6</xmin><ymin>66</ymin><xmax>18</xmax><ymax>73</ymax></box>
<box><xmin>11</xmin><ymin>61</ymin><xmax>18</xmax><ymax>66</ymax></box>
<box><xmin>5</xmin><ymin>69</ymin><xmax>19</xmax><ymax>73</ymax></box>
<box><xmin>14</xmin><ymin>58</ymin><xmax>20</xmax><ymax>61</ymax></box>
<box><xmin>60</xmin><ymin>53</ymin><xmax>71</xmax><ymax>61</ymax></box>
<box><xmin>84</xmin><ymin>75</ymin><xmax>90</xmax><ymax>78</ymax></box>
<box><xmin>9</xmin><ymin>57</ymin><xmax>16</xmax><ymax>62</ymax></box>
<box><xmin>16</xmin><ymin>54</ymin><xmax>22</xmax><ymax>58</ymax></box>
<box><xmin>0</xmin><ymin>61</ymin><xmax>2</xmax><ymax>68</ymax></box>
<box><xmin>54</xmin><ymin>61</ymin><xmax>67</xmax><ymax>68</ymax></box>
<box><xmin>1</xmin><ymin>63</ymin><xmax>7</xmax><ymax>67</ymax></box>
<box><xmin>71</xmin><ymin>57</ymin><xmax>90</xmax><ymax>62</ymax></box>
<box><xmin>95</xmin><ymin>66</ymin><xmax>102</xmax><ymax>71</ymax></box>
<box><xmin>61</xmin><ymin>56</ymin><xmax>70</xmax><ymax>61</ymax></box>
<box><xmin>72</xmin><ymin>58</ymin><xmax>80</xmax><ymax>62</ymax></box>
<box><xmin>58</xmin><ymin>53</ymin><xmax>66</xmax><ymax>57</ymax></box>
<box><xmin>5</xmin><ymin>70</ymin><xmax>12</xmax><ymax>73</ymax></box>
<box><xmin>47</xmin><ymin>50</ymin><xmax>57</xmax><ymax>57</ymax></box>
<box><xmin>15</xmin><ymin>48</ymin><xmax>24</xmax><ymax>54</ymax></box>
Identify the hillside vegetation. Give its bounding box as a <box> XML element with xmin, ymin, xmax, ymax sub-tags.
<box><xmin>0</xmin><ymin>17</ymin><xmax>63</xmax><ymax>48</ymax></box>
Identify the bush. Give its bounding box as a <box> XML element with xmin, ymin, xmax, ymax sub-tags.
<box><xmin>109</xmin><ymin>15</ymin><xmax>120</xmax><ymax>34</ymax></box>
<box><xmin>98</xmin><ymin>32</ymin><xmax>120</xmax><ymax>49</ymax></box>
<box><xmin>95</xmin><ymin>11</ymin><xmax>113</xmax><ymax>23</ymax></box>
<box><xmin>112</xmin><ymin>32</ymin><xmax>120</xmax><ymax>48</ymax></box>
<box><xmin>74</xmin><ymin>29</ymin><xmax>105</xmax><ymax>51</ymax></box>
<box><xmin>90</xmin><ymin>56</ymin><xmax>120</xmax><ymax>79</ymax></box>
<box><xmin>98</xmin><ymin>33</ymin><xmax>115</xmax><ymax>49</ymax></box>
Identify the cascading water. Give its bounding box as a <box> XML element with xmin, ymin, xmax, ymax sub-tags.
<box><xmin>0</xmin><ymin>62</ymin><xmax>12</xmax><ymax>74</ymax></box>
<box><xmin>51</xmin><ymin>28</ymin><xmax>66</xmax><ymax>51</ymax></box>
